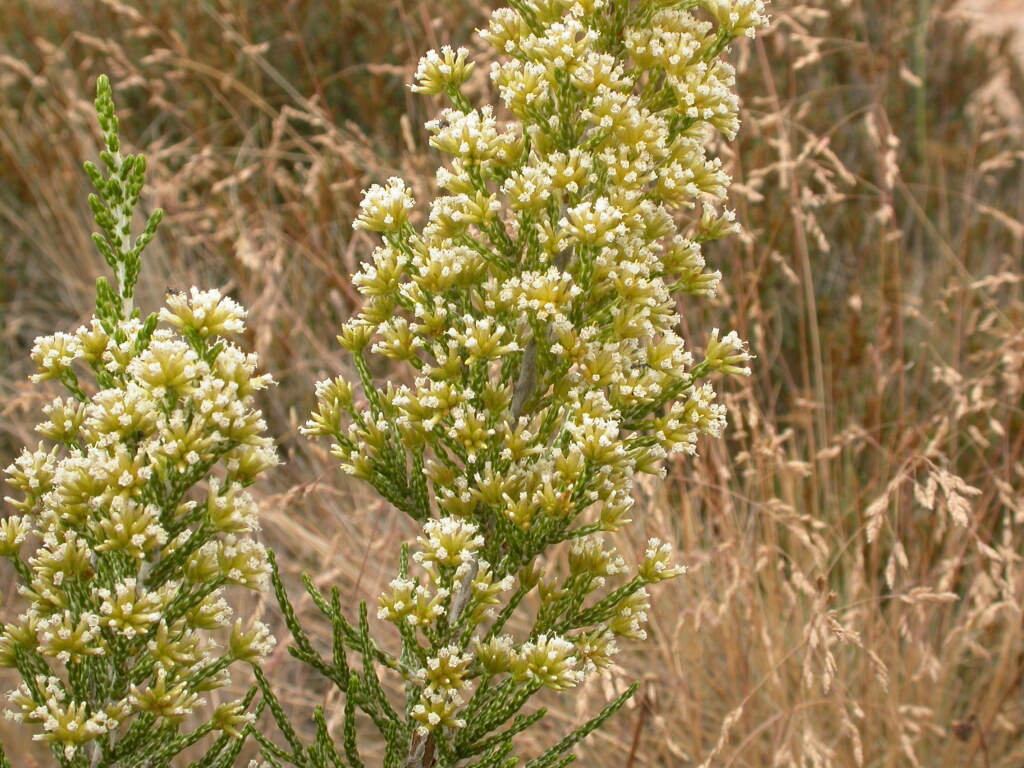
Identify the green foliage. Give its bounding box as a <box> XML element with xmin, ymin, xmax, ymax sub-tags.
<box><xmin>84</xmin><ymin>74</ymin><xmax>163</xmax><ymax>321</ymax></box>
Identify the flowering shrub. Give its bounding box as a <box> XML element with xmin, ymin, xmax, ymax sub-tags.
<box><xmin>1</xmin><ymin>0</ymin><xmax>765</xmax><ymax>765</ymax></box>
<box><xmin>265</xmin><ymin>1</ymin><xmax>766</xmax><ymax>766</ymax></box>
<box><xmin>0</xmin><ymin>77</ymin><xmax>277</xmax><ymax>767</ymax></box>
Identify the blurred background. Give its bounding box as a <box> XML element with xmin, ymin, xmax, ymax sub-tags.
<box><xmin>1</xmin><ymin>0</ymin><xmax>1022</xmax><ymax>765</ymax></box>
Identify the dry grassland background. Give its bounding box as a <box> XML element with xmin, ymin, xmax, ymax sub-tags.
<box><xmin>1</xmin><ymin>0</ymin><xmax>1022</xmax><ymax>765</ymax></box>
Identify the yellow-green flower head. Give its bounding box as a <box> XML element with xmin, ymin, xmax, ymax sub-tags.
<box><xmin>215</xmin><ymin>536</ymin><xmax>271</xmax><ymax>589</ymax></box>
<box><xmin>336</xmin><ymin>319</ymin><xmax>376</xmax><ymax>352</ymax></box>
<box><xmin>414</xmin><ymin>517</ymin><xmax>484</xmax><ymax>572</ymax></box>
<box><xmin>81</xmin><ymin>384</ymin><xmax>157</xmax><ymax>442</ymax></box>
<box><xmin>303</xmin><ymin>377</ymin><xmax>354</xmax><ymax>436</ymax></box>
<box><xmin>146</xmin><ymin>621</ymin><xmax>208</xmax><ymax>673</ymax></box>
<box><xmin>480</xmin><ymin>7</ymin><xmax>529</xmax><ymax>55</ymax></box>
<box><xmin>412</xmin><ymin>46</ymin><xmax>475</xmax><ymax>95</ymax></box>
<box><xmin>206</xmin><ymin>478</ymin><xmax>261</xmax><ymax>535</ymax></box>
<box><xmin>128</xmin><ymin>338</ymin><xmax>208</xmax><ymax>398</ymax></box>
<box><xmin>701</xmin><ymin>0</ymin><xmax>770</xmax><ymax>38</ymax></box>
<box><xmin>638</xmin><ymin>537</ymin><xmax>686</xmax><ymax>583</ymax></box>
<box><xmin>625</xmin><ymin>10</ymin><xmax>711</xmax><ymax>77</ymax></box>
<box><xmin>24</xmin><ymin>533</ymin><xmax>93</xmax><ymax>611</ymax></box>
<box><xmin>4</xmin><ymin>444</ymin><xmax>58</xmax><ymax>512</ymax></box>
<box><xmin>47</xmin><ymin>445</ymin><xmax>150</xmax><ymax>529</ymax></box>
<box><xmin>426</xmin><ymin>191</ymin><xmax>502</xmax><ymax>240</ymax></box>
<box><xmin>411</xmin><ymin>689</ymin><xmax>466</xmax><ymax>732</ymax></box>
<box><xmin>37</xmin><ymin>397</ymin><xmax>87</xmax><ymax>445</ymax></box>
<box><xmin>354</xmin><ymin>177</ymin><xmax>414</xmax><ymax>234</ymax></box>
<box><xmin>353</xmin><ymin>244</ymin><xmax>408</xmax><ymax>299</ymax></box>
<box><xmin>511</xmin><ymin>634</ymin><xmax>584</xmax><ymax>690</ymax></box>
<box><xmin>521</xmin><ymin>15</ymin><xmax>597</xmax><ymax>75</ymax></box>
<box><xmin>29</xmin><ymin>332</ymin><xmax>82</xmax><ymax>383</ymax></box>
<box><xmin>609</xmin><ymin>588</ymin><xmax>650</xmax><ymax>640</ymax></box>
<box><xmin>474</xmin><ymin>634</ymin><xmax>516</xmax><ymax>675</ymax></box>
<box><xmin>492</xmin><ymin>59</ymin><xmax>552</xmax><ymax>121</ymax></box>
<box><xmin>566</xmin><ymin>411</ymin><xmax>628</xmax><ymax>468</ymax></box>
<box><xmin>224</xmin><ymin>440</ymin><xmax>279</xmax><ymax>483</ymax></box>
<box><xmin>563</xmin><ymin>197</ymin><xmax>627</xmax><ymax>246</ymax></box>
<box><xmin>5</xmin><ymin>675</ymin><xmax>111</xmax><ymax>759</ymax></box>
<box><xmin>102</xmin><ymin>318</ymin><xmax>148</xmax><ymax>374</ymax></box>
<box><xmin>502</xmin><ymin>267</ymin><xmax>582</xmax><ymax>323</ymax></box>
<box><xmin>0</xmin><ymin>613</ymin><xmax>41</xmax><ymax>668</ymax></box>
<box><xmin>74</xmin><ymin>318</ymin><xmax>109</xmax><ymax>365</ymax></box>
<box><xmin>90</xmin><ymin>496</ymin><xmax>167</xmax><ymax>558</ymax></box>
<box><xmin>446</xmin><ymin>404</ymin><xmax>496</xmax><ymax>464</ymax></box>
<box><xmin>419</xmin><ymin>645</ymin><xmax>474</xmax><ymax>694</ymax></box>
<box><xmin>465</xmin><ymin>560</ymin><xmax>514</xmax><ymax>624</ymax></box>
<box><xmin>228</xmin><ymin>618</ymin><xmax>276</xmax><ymax>663</ymax></box>
<box><xmin>159</xmin><ymin>287</ymin><xmax>247</xmax><ymax>338</ymax></box>
<box><xmin>185</xmin><ymin>594</ymin><xmax>234</xmax><ymax>631</ymax></box>
<box><xmin>670</xmin><ymin>60</ymin><xmax>741</xmax><ymax>139</ymax></box>
<box><xmin>377</xmin><ymin>576</ymin><xmax>449</xmax><ymax>627</ymax></box>
<box><xmin>0</xmin><ymin>515</ymin><xmax>31</xmax><ymax>558</ymax></box>
<box><xmin>95</xmin><ymin>578</ymin><xmax>176</xmax><ymax>639</ymax></box>
<box><xmin>211</xmin><ymin>344</ymin><xmax>274</xmax><ymax>399</ymax></box>
<box><xmin>704</xmin><ymin>327</ymin><xmax>753</xmax><ymax>376</ymax></box>
<box><xmin>211</xmin><ymin>700</ymin><xmax>256</xmax><ymax>739</ymax></box>
<box><xmin>411</xmin><ymin>243</ymin><xmax>487</xmax><ymax>295</ymax></box>
<box><xmin>373</xmin><ymin>316</ymin><xmax>425</xmax><ymax>362</ymax></box>
<box><xmin>36</xmin><ymin>610</ymin><xmax>104</xmax><ymax>664</ymax></box>
<box><xmin>572</xmin><ymin>627</ymin><xmax>619</xmax><ymax>675</ymax></box>
<box><xmin>568</xmin><ymin>536</ymin><xmax>628</xmax><ymax>585</ymax></box>
<box><xmin>128</xmin><ymin>667</ymin><xmax>201</xmax><ymax>724</ymax></box>
<box><xmin>428</xmin><ymin>107</ymin><xmax>519</xmax><ymax>167</ymax></box>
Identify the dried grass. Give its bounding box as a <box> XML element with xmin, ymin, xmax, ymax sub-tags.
<box><xmin>1</xmin><ymin>0</ymin><xmax>1022</xmax><ymax>765</ymax></box>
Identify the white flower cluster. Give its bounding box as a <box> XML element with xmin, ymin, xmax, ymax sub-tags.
<box><xmin>378</xmin><ymin>516</ymin><xmax>651</xmax><ymax>734</ymax></box>
<box><xmin>2</xmin><ymin>288</ymin><xmax>277</xmax><ymax>759</ymax></box>
<box><xmin>306</xmin><ymin>0</ymin><xmax>766</xmax><ymax>748</ymax></box>
<box><xmin>311</xmin><ymin>0</ymin><xmax>758</xmax><ymax>493</ymax></box>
